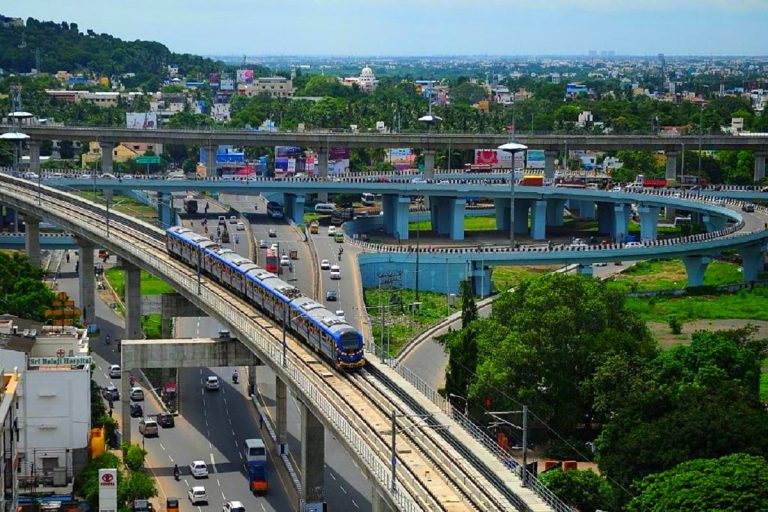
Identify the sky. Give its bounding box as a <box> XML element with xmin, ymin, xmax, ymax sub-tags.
<box><xmin>5</xmin><ymin>0</ymin><xmax>768</xmax><ymax>57</ymax></box>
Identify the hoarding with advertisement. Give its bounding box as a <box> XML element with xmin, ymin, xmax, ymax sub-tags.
<box><xmin>329</xmin><ymin>147</ymin><xmax>350</xmax><ymax>160</ymax></box>
<box><xmin>126</xmin><ymin>112</ymin><xmax>157</xmax><ymax>129</ymax></box>
<box><xmin>276</xmin><ymin>146</ymin><xmax>304</xmax><ymax>158</ymax></box>
<box><xmin>98</xmin><ymin>468</ymin><xmax>118</xmax><ymax>512</ymax></box>
<box><xmin>209</xmin><ymin>72</ymin><xmax>220</xmax><ymax>87</ymax></box>
<box><xmin>527</xmin><ymin>149</ymin><xmax>545</xmax><ymax>169</ymax></box>
<box><xmin>236</xmin><ymin>69</ymin><xmax>254</xmax><ymax>84</ymax></box>
<box><xmin>220</xmin><ymin>78</ymin><xmax>234</xmax><ymax>91</ymax></box>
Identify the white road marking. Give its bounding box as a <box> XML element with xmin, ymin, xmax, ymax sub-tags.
<box><xmin>183</xmin><ymin>479</ymin><xmax>190</xmax><ymax>488</ymax></box>
<box><xmin>238</xmin><ymin>452</ymin><xmax>243</xmax><ymax>460</ymax></box>
<box><xmin>352</xmin><ymin>500</ymin><xmax>359</xmax><ymax>509</ymax></box>
<box><xmin>231</xmin><ymin>429</ymin><xmax>235</xmax><ymax>437</ymax></box>
<box><xmin>221</xmin><ymin>491</ymin><xmax>226</xmax><ymax>500</ymax></box>
<box><xmin>103</xmin><ymin>373</ymin><xmax>108</xmax><ymax>380</ymax></box>
<box><xmin>168</xmin><ymin>455</ymin><xmax>174</xmax><ymax>463</ymax></box>
<box><xmin>159</xmin><ymin>443</ymin><xmax>166</xmax><ymax>451</ymax></box>
<box><xmin>340</xmin><ymin>485</ymin><xmax>347</xmax><ymax>495</ymax></box>
<box><xmin>260</xmin><ymin>505</ymin><xmax>266</xmax><ymax>512</ymax></box>
<box><xmin>330</xmin><ymin>473</ymin><xmax>336</xmax><ymax>481</ymax></box>
<box><xmin>209</xmin><ymin>441</ymin><xmax>212</xmax><ymax>450</ymax></box>
<box><xmin>210</xmin><ymin>453</ymin><xmax>216</xmax><ymax>472</ymax></box>
<box><xmin>217</xmin><ymin>478</ymin><xmax>221</xmax><ymax>487</ymax></box>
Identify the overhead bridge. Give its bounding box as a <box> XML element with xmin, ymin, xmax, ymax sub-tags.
<box><xmin>0</xmin><ymin>174</ymin><xmax>563</xmax><ymax>511</ymax></box>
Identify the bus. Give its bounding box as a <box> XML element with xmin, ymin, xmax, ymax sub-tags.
<box><xmin>266</xmin><ymin>201</ymin><xmax>284</xmax><ymax>219</ymax></box>
<box><xmin>244</xmin><ymin>439</ymin><xmax>267</xmax><ymax>463</ymax></box>
<box><xmin>265</xmin><ymin>248</ymin><xmax>279</xmax><ymax>273</ymax></box>
<box><xmin>361</xmin><ymin>193</ymin><xmax>376</xmax><ymax>206</ymax></box>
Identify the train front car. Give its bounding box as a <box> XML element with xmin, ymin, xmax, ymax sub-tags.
<box><xmin>334</xmin><ymin>324</ymin><xmax>365</xmax><ymax>369</ymax></box>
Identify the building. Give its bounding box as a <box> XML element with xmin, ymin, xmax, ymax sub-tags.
<box><xmin>0</xmin><ymin>317</ymin><xmax>90</xmax><ymax>495</ymax></box>
<box><xmin>78</xmin><ymin>92</ymin><xmax>120</xmax><ymax>108</ymax></box>
<box><xmin>244</xmin><ymin>77</ymin><xmax>294</xmax><ymax>98</ymax></box>
<box><xmin>342</xmin><ymin>66</ymin><xmax>379</xmax><ymax>92</ymax></box>
<box><xmin>81</xmin><ymin>141</ymin><xmax>163</xmax><ymax>168</ymax></box>
<box><xmin>0</xmin><ymin>368</ymin><xmax>20</xmax><ymax>512</ymax></box>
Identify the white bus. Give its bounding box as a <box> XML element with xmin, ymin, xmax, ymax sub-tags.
<box><xmin>314</xmin><ymin>203</ymin><xmax>337</xmax><ymax>214</ymax></box>
<box><xmin>361</xmin><ymin>193</ymin><xmax>376</xmax><ymax>206</ymax></box>
<box><xmin>244</xmin><ymin>438</ymin><xmax>266</xmax><ymax>463</ymax></box>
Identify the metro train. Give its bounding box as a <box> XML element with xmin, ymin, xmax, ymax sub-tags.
<box><xmin>165</xmin><ymin>226</ymin><xmax>365</xmax><ymax>369</ymax></box>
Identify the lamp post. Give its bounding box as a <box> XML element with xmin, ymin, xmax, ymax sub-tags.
<box><xmin>415</xmin><ymin>187</ymin><xmax>421</xmax><ymax>302</ymax></box>
<box><xmin>447</xmin><ymin>393</ymin><xmax>469</xmax><ymax>416</ymax></box>
<box><xmin>498</xmin><ymin>143</ymin><xmax>528</xmax><ymax>248</ymax></box>
<box><xmin>486</xmin><ymin>407</ymin><xmax>530</xmax><ymax>486</ymax></box>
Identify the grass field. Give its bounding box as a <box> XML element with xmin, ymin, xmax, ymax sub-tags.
<box><xmin>492</xmin><ymin>265</ymin><xmax>559</xmax><ymax>291</ymax></box>
<box><xmin>105</xmin><ymin>267</ymin><xmax>175</xmax><ymax>299</ymax></box>
<box><xmin>607</xmin><ymin>259</ymin><xmax>745</xmax><ymax>293</ymax></box>
<box><xmin>80</xmin><ymin>192</ymin><xmax>158</xmax><ymax>223</ymax></box>
<box><xmin>409</xmin><ymin>215</ymin><xmax>497</xmax><ymax>232</ymax></box>
<box><xmin>142</xmin><ymin>314</ymin><xmax>162</xmax><ymax>339</ymax></box>
<box><xmin>761</xmin><ymin>358</ymin><xmax>768</xmax><ymax>402</ymax></box>
<box><xmin>364</xmin><ymin>288</ymin><xmax>461</xmax><ymax>357</ymax></box>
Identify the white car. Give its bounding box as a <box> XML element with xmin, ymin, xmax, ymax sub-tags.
<box><xmin>108</xmin><ymin>364</ymin><xmax>121</xmax><ymax>378</ymax></box>
<box><xmin>259</xmin><ymin>239</ymin><xmax>267</xmax><ymax>248</ymax></box>
<box><xmin>129</xmin><ymin>387</ymin><xmax>144</xmax><ymax>401</ymax></box>
<box><xmin>320</xmin><ymin>259</ymin><xmax>330</xmax><ymax>270</ymax></box>
<box><xmin>205</xmin><ymin>376</ymin><xmax>220</xmax><ymax>391</ymax></box>
<box><xmin>236</xmin><ymin>222</ymin><xmax>245</xmax><ymax>231</ymax></box>
<box><xmin>335</xmin><ymin>310</ymin><xmax>346</xmax><ymax>321</ymax></box>
<box><xmin>624</xmin><ymin>242</ymin><xmax>644</xmax><ymax>249</ymax></box>
<box><xmin>101</xmin><ymin>173</ymin><xmax>117</xmax><ymax>180</ymax></box>
<box><xmin>223</xmin><ymin>501</ymin><xmax>245</xmax><ymax>512</ymax></box>
<box><xmin>328</xmin><ymin>226</ymin><xmax>337</xmax><ymax>236</ymax></box>
<box><xmin>229</xmin><ymin>215</ymin><xmax>238</xmax><ymax>224</ymax></box>
<box><xmin>330</xmin><ymin>265</ymin><xmax>341</xmax><ymax>280</ymax></box>
<box><xmin>22</xmin><ymin>172</ymin><xmax>39</xmax><ymax>180</ymax></box>
<box><xmin>189</xmin><ymin>460</ymin><xmax>209</xmax><ymax>478</ymax></box>
<box><xmin>280</xmin><ymin>255</ymin><xmax>291</xmax><ymax>267</ymax></box>
<box><xmin>188</xmin><ymin>486</ymin><xmax>208</xmax><ymax>504</ymax></box>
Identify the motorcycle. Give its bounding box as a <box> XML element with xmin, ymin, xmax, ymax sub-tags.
<box><xmin>173</xmin><ymin>465</ymin><xmax>180</xmax><ymax>481</ymax></box>
<box><xmin>105</xmin><ymin>335</ymin><xmax>111</xmax><ymax>345</ymax></box>
<box><xmin>232</xmin><ymin>371</ymin><xmax>239</xmax><ymax>384</ymax></box>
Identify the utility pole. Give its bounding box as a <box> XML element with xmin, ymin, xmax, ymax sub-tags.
<box><xmin>486</xmin><ymin>406</ymin><xmax>531</xmax><ymax>486</ymax></box>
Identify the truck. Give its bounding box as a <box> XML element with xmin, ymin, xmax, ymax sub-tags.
<box><xmin>635</xmin><ymin>174</ymin><xmax>667</xmax><ymax>188</ymax></box>
<box><xmin>247</xmin><ymin>460</ymin><xmax>268</xmax><ymax>494</ymax></box>
<box><xmin>183</xmin><ymin>198</ymin><xmax>198</xmax><ymax>214</ymax></box>
<box><xmin>331</xmin><ymin>208</ymin><xmax>354</xmax><ymax>226</ymax></box>
<box><xmin>520</xmin><ymin>175</ymin><xmax>544</xmax><ymax>186</ymax></box>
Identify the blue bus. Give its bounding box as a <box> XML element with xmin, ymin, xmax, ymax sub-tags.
<box><xmin>266</xmin><ymin>201</ymin><xmax>284</xmax><ymax>219</ymax></box>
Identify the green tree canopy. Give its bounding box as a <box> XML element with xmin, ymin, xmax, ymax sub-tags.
<box><xmin>0</xmin><ymin>251</ymin><xmax>55</xmax><ymax>320</ymax></box>
<box><xmin>538</xmin><ymin>469</ymin><xmax>613</xmax><ymax>512</ymax></box>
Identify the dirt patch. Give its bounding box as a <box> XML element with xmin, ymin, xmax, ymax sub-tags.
<box><xmin>649</xmin><ymin>319</ymin><xmax>768</xmax><ymax>347</ymax></box>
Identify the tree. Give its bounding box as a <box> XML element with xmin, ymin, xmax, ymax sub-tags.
<box><xmin>538</xmin><ymin>469</ymin><xmax>613</xmax><ymax>512</ymax></box>
<box><xmin>627</xmin><ymin>454</ymin><xmax>768</xmax><ymax>512</ymax></box>
<box><xmin>0</xmin><ymin>252</ymin><xmax>55</xmax><ymax>321</ymax></box>
<box><xmin>450</xmin><ymin>82</ymin><xmax>487</xmax><ymax>104</ymax></box>
<box><xmin>123</xmin><ymin>444</ymin><xmax>147</xmax><ymax>471</ymax></box>
<box><xmin>459</xmin><ymin>279</ymin><xmax>477</xmax><ymax>327</ymax></box>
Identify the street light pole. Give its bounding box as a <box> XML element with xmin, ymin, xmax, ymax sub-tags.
<box><xmin>447</xmin><ymin>393</ymin><xmax>468</xmax><ymax>416</ymax></box>
<box><xmin>498</xmin><ymin>143</ymin><xmax>528</xmax><ymax>249</ymax></box>
<box><xmin>486</xmin><ymin>407</ymin><xmax>531</xmax><ymax>486</ymax></box>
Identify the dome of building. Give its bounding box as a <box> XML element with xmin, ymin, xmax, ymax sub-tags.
<box><xmin>361</xmin><ymin>66</ymin><xmax>374</xmax><ymax>77</ymax></box>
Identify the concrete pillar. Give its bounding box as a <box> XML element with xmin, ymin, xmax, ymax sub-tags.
<box><xmin>124</xmin><ymin>262</ymin><xmax>142</xmax><ymax>340</ymax></box>
<box><xmin>544</xmin><ymin>150</ymin><xmax>558</xmax><ymax>181</ymax></box>
<box><xmin>665</xmin><ymin>206</ymin><xmax>677</xmax><ymax>222</ymax></box>
<box><xmin>121</xmin><ymin>367</ymin><xmax>133</xmax><ymax>446</ymax></box>
<box><xmin>470</xmin><ymin>260</ymin><xmax>493</xmax><ymax>297</ymax></box>
<box><xmin>247</xmin><ymin>365</ymin><xmax>257</xmax><ymax>396</ymax></box>
<box><xmin>665</xmin><ymin>151</ymin><xmax>679</xmax><ymax>181</ymax></box>
<box><xmin>494</xmin><ymin>198</ymin><xmax>510</xmax><ymax>231</ymax></box>
<box><xmin>157</xmin><ymin>191</ymin><xmax>174</xmax><ymax>228</ymax></box>
<box><xmin>430</xmin><ymin>198</ymin><xmax>449</xmax><ymax>235</ymax></box>
<box><xmin>514</xmin><ymin>199</ymin><xmax>531</xmax><ymax>235</ymax></box>
<box><xmin>100</xmin><ymin>142</ymin><xmax>116</xmax><ymax>174</ymax></box>
<box><xmin>284</xmin><ymin>194</ymin><xmax>305</xmax><ymax>224</ymax></box>
<box><xmin>682</xmin><ymin>255</ymin><xmax>711</xmax><ymax>287</ymax></box>
<box><xmin>577</xmin><ymin>263</ymin><xmax>593</xmax><ymax>277</ymax></box>
<box><xmin>423</xmin><ymin>150</ymin><xmax>436</xmax><ymax>180</ymax></box>
<box><xmin>6</xmin><ymin>208</ymin><xmax>18</xmax><ymax>233</ymax></box>
<box><xmin>596</xmin><ymin>202</ymin><xmax>614</xmax><ymax>236</ymax></box>
<box><xmin>754</xmin><ymin>151</ymin><xmax>767</xmax><ymax>182</ymax></box>
<box><xmin>205</xmin><ymin>144</ymin><xmax>217</xmax><ymax>178</ymax></box>
<box><xmin>316</xmin><ymin>149</ymin><xmax>329</xmax><ymax>202</ymax></box>
<box><xmin>739</xmin><ymin>244</ymin><xmax>765</xmax><ymax>283</ymax></box>
<box><xmin>639</xmin><ymin>205</ymin><xmax>660</xmax><ymax>241</ymax></box>
<box><xmin>448</xmin><ymin>197</ymin><xmax>466</xmax><ymax>241</ymax></box>
<box><xmin>613</xmin><ymin>204</ymin><xmax>630</xmax><ymax>241</ymax></box>
<box><xmin>77</xmin><ymin>239</ymin><xmax>95</xmax><ymax>325</ymax></box>
<box><xmin>160</xmin><ymin>317</ymin><xmax>173</xmax><ymax>338</ymax></box>
<box><xmin>28</xmin><ymin>140</ymin><xmax>41</xmax><ymax>175</ymax></box>
<box><xmin>546</xmin><ymin>199</ymin><xmax>566</xmax><ymax>227</ymax></box>
<box><xmin>275</xmin><ymin>376</ymin><xmax>287</xmax><ymax>455</ymax></box>
<box><xmin>0</xmin><ymin>206</ymin><xmax>5</xmax><ymax>232</ymax></box>
<box><xmin>703</xmin><ymin>214</ymin><xmax>726</xmax><ymax>232</ymax></box>
<box><xmin>530</xmin><ymin>200</ymin><xmax>547</xmax><ymax>240</ymax></box>
<box><xmin>300</xmin><ymin>401</ymin><xmax>325</xmax><ymax>506</ymax></box>
<box><xmin>24</xmin><ymin>216</ymin><xmax>40</xmax><ymax>267</ymax></box>
<box><xmin>394</xmin><ymin>196</ymin><xmax>411</xmax><ymax>242</ymax></box>
<box><xmin>381</xmin><ymin>194</ymin><xmax>395</xmax><ymax>235</ymax></box>
<box><xmin>578</xmin><ymin>200</ymin><xmax>596</xmax><ymax>220</ymax></box>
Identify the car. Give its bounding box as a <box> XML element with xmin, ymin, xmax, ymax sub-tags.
<box><xmin>189</xmin><ymin>460</ymin><xmax>209</xmax><ymax>478</ymax></box>
<box><xmin>130</xmin><ymin>403</ymin><xmax>144</xmax><ymax>417</ymax></box>
<box><xmin>229</xmin><ymin>215</ymin><xmax>237</xmax><ymax>224</ymax></box>
<box><xmin>259</xmin><ymin>239</ymin><xmax>267</xmax><ymax>248</ymax></box>
<box><xmin>742</xmin><ymin>203</ymin><xmax>756</xmax><ymax>212</ymax></box>
<box><xmin>188</xmin><ymin>486</ymin><xmax>208</xmax><ymax>505</ymax></box>
<box><xmin>157</xmin><ymin>412</ymin><xmax>175</xmax><ymax>428</ymax></box>
<box><xmin>22</xmin><ymin>172</ymin><xmax>39</xmax><ymax>180</ymax></box>
<box><xmin>328</xmin><ymin>226</ymin><xmax>337</xmax><ymax>236</ymax></box>
<box><xmin>121</xmin><ymin>174</ymin><xmax>134</xmax><ymax>179</ymax></box>
<box><xmin>102</xmin><ymin>385</ymin><xmax>119</xmax><ymax>402</ymax></box>
<box><xmin>320</xmin><ymin>259</ymin><xmax>330</xmax><ymax>270</ymax></box>
<box><xmin>268</xmin><ymin>228</ymin><xmax>277</xmax><ymax>237</ymax></box>
<box><xmin>280</xmin><ymin>255</ymin><xmax>291</xmax><ymax>267</ymax></box>
<box><xmin>223</xmin><ymin>501</ymin><xmax>245</xmax><ymax>512</ymax></box>
<box><xmin>78</xmin><ymin>173</ymin><xmax>93</xmax><ymax>179</ymax></box>
<box><xmin>330</xmin><ymin>265</ymin><xmax>341</xmax><ymax>280</ymax></box>
<box><xmin>594</xmin><ymin>262</ymin><xmax>608</xmax><ymax>267</ymax></box>
<box><xmin>270</xmin><ymin>243</ymin><xmax>278</xmax><ymax>250</ymax></box>
<box><xmin>108</xmin><ymin>364</ymin><xmax>121</xmax><ymax>378</ymax></box>
<box><xmin>236</xmin><ymin>222</ymin><xmax>245</xmax><ymax>231</ymax></box>
<box><xmin>138</xmin><ymin>417</ymin><xmax>159</xmax><ymax>437</ymax></box>
<box><xmin>325</xmin><ymin>290</ymin><xmax>338</xmax><ymax>302</ymax></box>
<box><xmin>411</xmin><ymin>177</ymin><xmax>427</xmax><ymax>184</ymax></box>
<box><xmin>101</xmin><ymin>173</ymin><xmax>117</xmax><ymax>180</ymax></box>
<box><xmin>205</xmin><ymin>375</ymin><xmax>220</xmax><ymax>391</ymax></box>
<box><xmin>218</xmin><ymin>216</ymin><xmax>226</xmax><ymax>226</ymax></box>
<box><xmin>335</xmin><ymin>310</ymin><xmax>346</xmax><ymax>321</ymax></box>
<box><xmin>716</xmin><ymin>200</ymin><xmax>727</xmax><ymax>207</ymax></box>
<box><xmin>129</xmin><ymin>387</ymin><xmax>145</xmax><ymax>401</ymax></box>
<box><xmin>624</xmin><ymin>242</ymin><xmax>644</xmax><ymax>248</ymax></box>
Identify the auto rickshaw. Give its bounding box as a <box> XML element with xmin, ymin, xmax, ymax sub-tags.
<box><xmin>166</xmin><ymin>497</ymin><xmax>179</xmax><ymax>512</ymax></box>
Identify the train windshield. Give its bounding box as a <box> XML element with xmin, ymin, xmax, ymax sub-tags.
<box><xmin>340</xmin><ymin>332</ymin><xmax>362</xmax><ymax>350</ymax></box>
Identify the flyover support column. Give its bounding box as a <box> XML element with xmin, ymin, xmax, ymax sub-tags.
<box><xmin>596</xmin><ymin>202</ymin><xmax>614</xmax><ymax>236</ymax></box>
<box><xmin>157</xmin><ymin>191</ymin><xmax>174</xmax><ymax>228</ymax></box>
<box><xmin>423</xmin><ymin>150</ymin><xmax>436</xmax><ymax>181</ymax></box>
<box><xmin>665</xmin><ymin>151</ymin><xmax>679</xmax><ymax>181</ymax></box>
<box><xmin>205</xmin><ymin>144</ymin><xmax>217</xmax><ymax>178</ymax></box>
<box><xmin>316</xmin><ymin>148</ymin><xmax>328</xmax><ymax>202</ymax></box>
<box><xmin>530</xmin><ymin>200</ymin><xmax>547</xmax><ymax>241</ymax></box>
<box><xmin>578</xmin><ymin>200</ymin><xmax>595</xmax><ymax>220</ymax></box>
<box><xmin>448</xmin><ymin>197</ymin><xmax>466</xmax><ymax>241</ymax></box>
<box><xmin>703</xmin><ymin>214</ymin><xmax>726</xmax><ymax>232</ymax></box>
<box><xmin>275</xmin><ymin>376</ymin><xmax>287</xmax><ymax>455</ymax></box>
<box><xmin>394</xmin><ymin>196</ymin><xmax>411</xmax><ymax>242</ymax></box>
<box><xmin>544</xmin><ymin>150</ymin><xmax>558</xmax><ymax>181</ymax></box>
<box><xmin>682</xmin><ymin>255</ymin><xmax>711</xmax><ymax>287</ymax></box>
<box><xmin>613</xmin><ymin>204</ymin><xmax>630</xmax><ymax>242</ymax></box>
<box><xmin>470</xmin><ymin>260</ymin><xmax>493</xmax><ymax>297</ymax></box>
<box><xmin>28</xmin><ymin>140</ymin><xmax>41</xmax><ymax>175</ymax></box>
<box><xmin>24</xmin><ymin>216</ymin><xmax>41</xmax><ymax>267</ymax></box>
<box><xmin>639</xmin><ymin>206</ymin><xmax>660</xmax><ymax>241</ymax></box>
<box><xmin>121</xmin><ymin>367</ymin><xmax>132</xmax><ymax>446</ymax></box>
<box><xmin>754</xmin><ymin>151</ymin><xmax>767</xmax><ymax>182</ymax></box>
<box><xmin>739</xmin><ymin>244</ymin><xmax>765</xmax><ymax>283</ymax></box>
<box><xmin>77</xmin><ymin>238</ymin><xmax>95</xmax><ymax>326</ymax></box>
<box><xmin>100</xmin><ymin>142</ymin><xmax>116</xmax><ymax>175</ymax></box>
<box><xmin>284</xmin><ymin>194</ymin><xmax>306</xmax><ymax>225</ymax></box>
<box><xmin>300</xmin><ymin>401</ymin><xmax>325</xmax><ymax>508</ymax></box>
<box><xmin>430</xmin><ymin>197</ymin><xmax>449</xmax><ymax>235</ymax></box>
<box><xmin>381</xmin><ymin>195</ymin><xmax>395</xmax><ymax>236</ymax></box>
<box><xmin>6</xmin><ymin>208</ymin><xmax>18</xmax><ymax>233</ymax></box>
<box><xmin>514</xmin><ymin>200</ymin><xmax>531</xmax><ymax>235</ymax></box>
<box><xmin>546</xmin><ymin>199</ymin><xmax>566</xmax><ymax>227</ymax></box>
<box><xmin>124</xmin><ymin>262</ymin><xmax>142</xmax><ymax>340</ymax></box>
<box><xmin>494</xmin><ymin>198</ymin><xmax>510</xmax><ymax>232</ymax></box>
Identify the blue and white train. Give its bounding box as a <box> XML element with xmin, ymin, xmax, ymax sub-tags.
<box><xmin>165</xmin><ymin>226</ymin><xmax>365</xmax><ymax>369</ymax></box>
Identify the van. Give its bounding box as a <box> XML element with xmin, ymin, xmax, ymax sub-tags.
<box><xmin>361</xmin><ymin>193</ymin><xmax>376</xmax><ymax>206</ymax></box>
<box><xmin>314</xmin><ymin>203</ymin><xmax>337</xmax><ymax>214</ymax></box>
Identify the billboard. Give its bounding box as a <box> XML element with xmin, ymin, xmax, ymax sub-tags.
<box><xmin>276</xmin><ymin>146</ymin><xmax>304</xmax><ymax>158</ymax></box>
<box><xmin>98</xmin><ymin>469</ymin><xmax>118</xmax><ymax>512</ymax></box>
<box><xmin>329</xmin><ymin>147</ymin><xmax>350</xmax><ymax>160</ymax></box>
<box><xmin>209</xmin><ymin>72</ymin><xmax>220</xmax><ymax>87</ymax></box>
<box><xmin>220</xmin><ymin>78</ymin><xmax>235</xmax><ymax>91</ymax></box>
<box><xmin>126</xmin><ymin>112</ymin><xmax>157</xmax><ymax>129</ymax></box>
<box><xmin>527</xmin><ymin>150</ymin><xmax>545</xmax><ymax>169</ymax></box>
<box><xmin>236</xmin><ymin>69</ymin><xmax>254</xmax><ymax>84</ymax></box>
<box><xmin>474</xmin><ymin>149</ymin><xmax>524</xmax><ymax>169</ymax></box>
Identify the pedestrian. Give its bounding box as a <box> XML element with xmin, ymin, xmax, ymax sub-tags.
<box><xmin>108</xmin><ymin>409</ymin><xmax>113</xmax><ymax>419</ymax></box>
<box><xmin>75</xmin><ymin>261</ymin><xmax>79</xmax><ymax>274</ymax></box>
<box><xmin>66</xmin><ymin>252</ymin><xmax>70</xmax><ymax>263</ymax></box>
<box><xmin>259</xmin><ymin>414</ymin><xmax>264</xmax><ymax>428</ymax></box>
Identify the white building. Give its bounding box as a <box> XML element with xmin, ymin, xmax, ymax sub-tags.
<box><xmin>0</xmin><ymin>318</ymin><xmax>90</xmax><ymax>490</ymax></box>
<box><xmin>211</xmin><ymin>103</ymin><xmax>231</xmax><ymax>123</ymax></box>
<box><xmin>342</xmin><ymin>66</ymin><xmax>379</xmax><ymax>92</ymax></box>
<box><xmin>0</xmin><ymin>369</ymin><xmax>20</xmax><ymax>512</ymax></box>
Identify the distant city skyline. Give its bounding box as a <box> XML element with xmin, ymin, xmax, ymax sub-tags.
<box><xmin>4</xmin><ymin>1</ymin><xmax>768</xmax><ymax>57</ymax></box>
